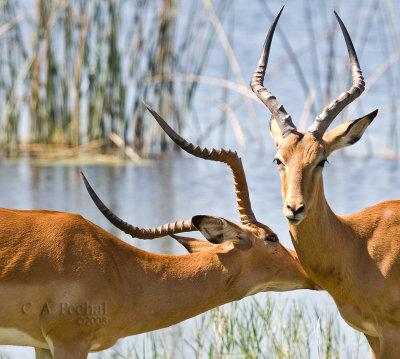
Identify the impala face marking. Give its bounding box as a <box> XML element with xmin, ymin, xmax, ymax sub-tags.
<box><xmin>271</xmin><ymin>116</ymin><xmax>377</xmax><ymax>225</ymax></box>
<box><xmin>273</xmin><ymin>132</ymin><xmax>327</xmax><ymax>224</ymax></box>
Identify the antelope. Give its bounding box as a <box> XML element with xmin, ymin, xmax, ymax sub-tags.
<box><xmin>0</xmin><ymin>113</ymin><xmax>316</xmax><ymax>359</ymax></box>
<box><xmin>250</xmin><ymin>6</ymin><xmax>400</xmax><ymax>358</ymax></box>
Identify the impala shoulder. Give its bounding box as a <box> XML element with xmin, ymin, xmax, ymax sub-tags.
<box><xmin>344</xmin><ymin>201</ymin><xmax>400</xmax><ymax>224</ymax></box>
<box><xmin>360</xmin><ymin>201</ymin><xmax>400</xmax><ymax>225</ymax></box>
<box><xmin>377</xmin><ymin>200</ymin><xmax>400</xmax><ymax>217</ymax></box>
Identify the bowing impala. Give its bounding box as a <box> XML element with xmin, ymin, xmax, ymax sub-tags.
<box><xmin>250</xmin><ymin>6</ymin><xmax>400</xmax><ymax>358</ymax></box>
<box><xmin>0</xmin><ymin>114</ymin><xmax>315</xmax><ymax>359</ymax></box>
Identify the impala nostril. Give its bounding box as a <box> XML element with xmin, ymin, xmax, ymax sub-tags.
<box><xmin>286</xmin><ymin>204</ymin><xmax>295</xmax><ymax>214</ymax></box>
<box><xmin>286</xmin><ymin>204</ymin><xmax>304</xmax><ymax>216</ymax></box>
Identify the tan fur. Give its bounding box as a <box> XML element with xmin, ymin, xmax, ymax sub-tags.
<box><xmin>0</xmin><ymin>208</ymin><xmax>315</xmax><ymax>358</ymax></box>
<box><xmin>271</xmin><ymin>115</ymin><xmax>400</xmax><ymax>359</ymax></box>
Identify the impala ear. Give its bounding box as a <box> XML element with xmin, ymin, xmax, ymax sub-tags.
<box><xmin>192</xmin><ymin>215</ymin><xmax>251</xmax><ymax>249</ymax></box>
<box><xmin>323</xmin><ymin>109</ymin><xmax>378</xmax><ymax>155</ymax></box>
<box><xmin>170</xmin><ymin>234</ymin><xmax>215</xmax><ymax>253</ymax></box>
<box><xmin>270</xmin><ymin>117</ymin><xmax>283</xmax><ymax>147</ymax></box>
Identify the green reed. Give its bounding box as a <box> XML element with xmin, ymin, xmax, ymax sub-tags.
<box><xmin>94</xmin><ymin>294</ymin><xmax>368</xmax><ymax>359</ymax></box>
<box><xmin>0</xmin><ymin>0</ymin><xmax>228</xmax><ymax>157</ymax></box>
<box><xmin>0</xmin><ymin>0</ymin><xmax>399</xmax><ymax>159</ymax></box>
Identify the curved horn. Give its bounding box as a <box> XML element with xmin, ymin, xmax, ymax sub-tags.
<box><xmin>80</xmin><ymin>171</ymin><xmax>196</xmax><ymax>239</ymax></box>
<box><xmin>308</xmin><ymin>11</ymin><xmax>365</xmax><ymax>138</ymax></box>
<box><xmin>250</xmin><ymin>6</ymin><xmax>296</xmax><ymax>138</ymax></box>
<box><xmin>143</xmin><ymin>101</ymin><xmax>257</xmax><ymax>226</ymax></box>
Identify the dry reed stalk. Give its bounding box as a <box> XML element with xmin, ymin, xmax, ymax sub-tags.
<box><xmin>203</xmin><ymin>0</ymin><xmax>264</xmax><ymax>151</ymax></box>
<box><xmin>343</xmin><ymin>49</ymin><xmax>400</xmax><ymax>122</ymax></box>
<box><xmin>71</xmin><ymin>7</ymin><xmax>89</xmax><ymax>147</ymax></box>
<box><xmin>298</xmin><ymin>89</ymin><xmax>316</xmax><ymax>132</ymax></box>
<box><xmin>218</xmin><ymin>100</ymin><xmax>246</xmax><ymax>153</ymax></box>
<box><xmin>147</xmin><ymin>73</ymin><xmax>254</xmax><ymax>100</ymax></box>
<box><xmin>109</xmin><ymin>132</ymin><xmax>141</xmax><ymax>162</ymax></box>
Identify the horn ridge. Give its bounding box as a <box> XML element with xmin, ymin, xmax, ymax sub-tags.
<box><xmin>250</xmin><ymin>5</ymin><xmax>296</xmax><ymax>137</ymax></box>
<box><xmin>143</xmin><ymin>102</ymin><xmax>257</xmax><ymax>225</ymax></box>
<box><xmin>80</xmin><ymin>171</ymin><xmax>196</xmax><ymax>239</ymax></box>
<box><xmin>308</xmin><ymin>11</ymin><xmax>365</xmax><ymax>138</ymax></box>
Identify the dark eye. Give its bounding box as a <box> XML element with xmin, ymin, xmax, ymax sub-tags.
<box><xmin>317</xmin><ymin>159</ymin><xmax>328</xmax><ymax>168</ymax></box>
<box><xmin>273</xmin><ymin>158</ymin><xmax>284</xmax><ymax>167</ymax></box>
<box><xmin>265</xmin><ymin>234</ymin><xmax>278</xmax><ymax>242</ymax></box>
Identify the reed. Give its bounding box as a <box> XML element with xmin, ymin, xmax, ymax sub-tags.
<box><xmin>94</xmin><ymin>294</ymin><xmax>368</xmax><ymax>359</ymax></box>
<box><xmin>0</xmin><ymin>0</ymin><xmax>399</xmax><ymax>159</ymax></box>
<box><xmin>0</xmin><ymin>0</ymin><xmax>229</xmax><ymax>159</ymax></box>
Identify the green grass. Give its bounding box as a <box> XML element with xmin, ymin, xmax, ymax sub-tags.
<box><xmin>93</xmin><ymin>294</ymin><xmax>368</xmax><ymax>359</ymax></box>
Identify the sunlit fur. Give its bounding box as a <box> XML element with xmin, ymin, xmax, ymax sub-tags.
<box><xmin>0</xmin><ymin>209</ymin><xmax>315</xmax><ymax>358</ymax></box>
<box><xmin>274</xmin><ymin>132</ymin><xmax>326</xmax><ymax>225</ymax></box>
<box><xmin>271</xmin><ymin>112</ymin><xmax>400</xmax><ymax>359</ymax></box>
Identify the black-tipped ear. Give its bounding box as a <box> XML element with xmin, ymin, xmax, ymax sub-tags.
<box><xmin>192</xmin><ymin>215</ymin><xmax>227</xmax><ymax>244</ymax></box>
<box><xmin>191</xmin><ymin>215</ymin><xmax>205</xmax><ymax>230</ymax></box>
<box><xmin>323</xmin><ymin>109</ymin><xmax>378</xmax><ymax>155</ymax></box>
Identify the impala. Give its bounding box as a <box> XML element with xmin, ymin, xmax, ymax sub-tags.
<box><xmin>250</xmin><ymin>6</ymin><xmax>400</xmax><ymax>358</ymax></box>
<box><xmin>0</xmin><ymin>122</ymin><xmax>316</xmax><ymax>359</ymax></box>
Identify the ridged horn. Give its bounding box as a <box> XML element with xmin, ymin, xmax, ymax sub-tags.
<box><xmin>250</xmin><ymin>5</ymin><xmax>296</xmax><ymax>138</ymax></box>
<box><xmin>308</xmin><ymin>11</ymin><xmax>365</xmax><ymax>138</ymax></box>
<box><xmin>80</xmin><ymin>171</ymin><xmax>196</xmax><ymax>238</ymax></box>
<box><xmin>143</xmin><ymin>101</ymin><xmax>257</xmax><ymax>226</ymax></box>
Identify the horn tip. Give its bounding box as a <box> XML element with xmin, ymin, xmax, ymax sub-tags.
<box><xmin>80</xmin><ymin>170</ymin><xmax>88</xmax><ymax>183</ymax></box>
<box><xmin>142</xmin><ymin>99</ymin><xmax>152</xmax><ymax>112</ymax></box>
<box><xmin>369</xmin><ymin>109</ymin><xmax>379</xmax><ymax>120</ymax></box>
<box><xmin>333</xmin><ymin>11</ymin><xmax>343</xmax><ymax>24</ymax></box>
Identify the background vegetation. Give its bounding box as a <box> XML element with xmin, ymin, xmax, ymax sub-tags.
<box><xmin>0</xmin><ymin>0</ymin><xmax>231</xmax><ymax>159</ymax></box>
<box><xmin>0</xmin><ymin>0</ymin><xmax>399</xmax><ymax>161</ymax></box>
<box><xmin>94</xmin><ymin>295</ymin><xmax>366</xmax><ymax>359</ymax></box>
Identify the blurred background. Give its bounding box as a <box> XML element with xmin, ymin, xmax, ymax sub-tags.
<box><xmin>0</xmin><ymin>0</ymin><xmax>399</xmax><ymax>357</ymax></box>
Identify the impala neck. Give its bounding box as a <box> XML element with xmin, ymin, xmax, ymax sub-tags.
<box><xmin>287</xmin><ymin>179</ymin><xmax>346</xmax><ymax>282</ymax></box>
<box><xmin>122</xmin><ymin>244</ymin><xmax>247</xmax><ymax>335</ymax></box>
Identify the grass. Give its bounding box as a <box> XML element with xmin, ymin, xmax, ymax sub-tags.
<box><xmin>92</xmin><ymin>294</ymin><xmax>368</xmax><ymax>359</ymax></box>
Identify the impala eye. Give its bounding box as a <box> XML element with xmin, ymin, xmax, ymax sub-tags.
<box><xmin>265</xmin><ymin>233</ymin><xmax>278</xmax><ymax>242</ymax></box>
<box><xmin>273</xmin><ymin>158</ymin><xmax>284</xmax><ymax>167</ymax></box>
<box><xmin>317</xmin><ymin>159</ymin><xmax>328</xmax><ymax>168</ymax></box>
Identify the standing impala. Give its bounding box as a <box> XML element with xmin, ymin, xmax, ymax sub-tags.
<box><xmin>0</xmin><ymin>115</ymin><xmax>315</xmax><ymax>359</ymax></box>
<box><xmin>251</xmin><ymin>6</ymin><xmax>400</xmax><ymax>358</ymax></box>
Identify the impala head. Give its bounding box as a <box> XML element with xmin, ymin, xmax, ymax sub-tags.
<box><xmin>170</xmin><ymin>215</ymin><xmax>313</xmax><ymax>293</ymax></box>
<box><xmin>250</xmin><ymin>6</ymin><xmax>378</xmax><ymax>225</ymax></box>
<box><xmin>139</xmin><ymin>101</ymin><xmax>316</xmax><ymax>291</ymax></box>
<box><xmin>80</xmin><ymin>100</ymin><xmax>317</xmax><ymax>291</ymax></box>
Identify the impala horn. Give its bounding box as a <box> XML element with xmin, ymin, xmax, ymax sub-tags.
<box><xmin>250</xmin><ymin>5</ymin><xmax>296</xmax><ymax>138</ymax></box>
<box><xmin>308</xmin><ymin>11</ymin><xmax>365</xmax><ymax>138</ymax></box>
<box><xmin>143</xmin><ymin>101</ymin><xmax>258</xmax><ymax>226</ymax></box>
<box><xmin>80</xmin><ymin>171</ymin><xmax>197</xmax><ymax>239</ymax></box>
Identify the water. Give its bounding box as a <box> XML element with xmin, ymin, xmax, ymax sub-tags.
<box><xmin>1</xmin><ymin>153</ymin><xmax>399</xmax><ymax>357</ymax></box>
<box><xmin>1</xmin><ymin>0</ymin><xmax>400</xmax><ymax>357</ymax></box>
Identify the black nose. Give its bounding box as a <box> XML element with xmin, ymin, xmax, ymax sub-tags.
<box><xmin>287</xmin><ymin>204</ymin><xmax>305</xmax><ymax>216</ymax></box>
